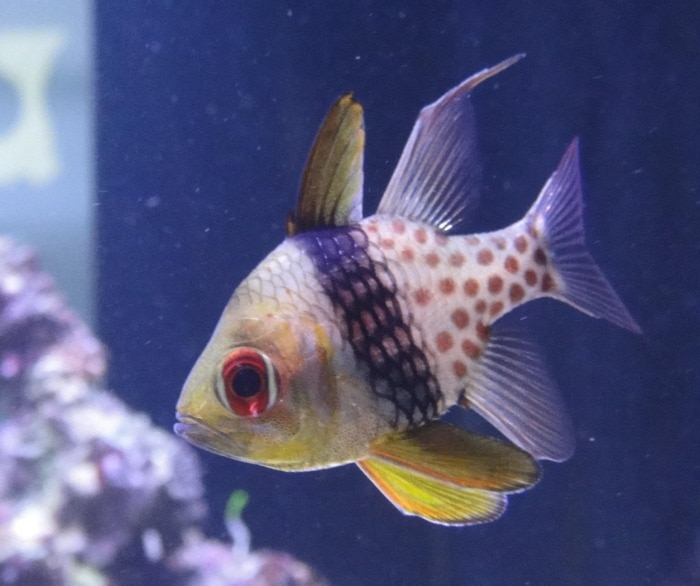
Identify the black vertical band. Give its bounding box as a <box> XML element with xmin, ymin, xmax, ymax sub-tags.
<box><xmin>295</xmin><ymin>226</ymin><xmax>441</xmax><ymax>427</ymax></box>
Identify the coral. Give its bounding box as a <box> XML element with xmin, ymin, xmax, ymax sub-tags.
<box><xmin>169</xmin><ymin>530</ymin><xmax>328</xmax><ymax>586</ymax></box>
<box><xmin>0</xmin><ymin>237</ymin><xmax>326</xmax><ymax>585</ymax></box>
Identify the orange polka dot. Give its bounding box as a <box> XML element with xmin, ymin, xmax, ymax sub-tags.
<box><xmin>380</xmin><ymin>238</ymin><xmax>395</xmax><ymax>250</ymax></box>
<box><xmin>392</xmin><ymin>219</ymin><xmax>406</xmax><ymax>234</ymax></box>
<box><xmin>414</xmin><ymin>228</ymin><xmax>428</xmax><ymax>244</ymax></box>
<box><xmin>465</xmin><ymin>235</ymin><xmax>480</xmax><ymax>246</ymax></box>
<box><xmin>477</xmin><ymin>249</ymin><xmax>494</xmax><ymax>265</ymax></box>
<box><xmin>435</xmin><ymin>234</ymin><xmax>448</xmax><ymax>246</ymax></box>
<box><xmin>476</xmin><ymin>321</ymin><xmax>490</xmax><ymax>341</ymax></box>
<box><xmin>534</xmin><ymin>248</ymin><xmax>547</xmax><ymax>265</ymax></box>
<box><xmin>453</xmin><ymin>360</ymin><xmax>468</xmax><ymax>378</ymax></box>
<box><xmin>515</xmin><ymin>235</ymin><xmax>528</xmax><ymax>253</ymax></box>
<box><xmin>425</xmin><ymin>252</ymin><xmax>440</xmax><ymax>267</ymax></box>
<box><xmin>504</xmin><ymin>256</ymin><xmax>519</xmax><ymax>273</ymax></box>
<box><xmin>488</xmin><ymin>275</ymin><xmax>504</xmax><ymax>294</ymax></box>
<box><xmin>436</xmin><ymin>331</ymin><xmax>454</xmax><ymax>353</ymax></box>
<box><xmin>366</xmin><ymin>222</ymin><xmax>378</xmax><ymax>233</ymax></box>
<box><xmin>490</xmin><ymin>301</ymin><xmax>504</xmax><ymax>316</ymax></box>
<box><xmin>413</xmin><ymin>288</ymin><xmax>432</xmax><ymax>306</ymax></box>
<box><xmin>451</xmin><ymin>308</ymin><xmax>470</xmax><ymax>329</ymax></box>
<box><xmin>542</xmin><ymin>273</ymin><xmax>555</xmax><ymax>292</ymax></box>
<box><xmin>510</xmin><ymin>283</ymin><xmax>525</xmax><ymax>303</ymax></box>
<box><xmin>461</xmin><ymin>339</ymin><xmax>481</xmax><ymax>360</ymax></box>
<box><xmin>475</xmin><ymin>300</ymin><xmax>487</xmax><ymax>314</ymax></box>
<box><xmin>463</xmin><ymin>278</ymin><xmax>479</xmax><ymax>297</ymax></box>
<box><xmin>525</xmin><ymin>269</ymin><xmax>538</xmax><ymax>286</ymax></box>
<box><xmin>492</xmin><ymin>236</ymin><xmax>506</xmax><ymax>250</ymax></box>
<box><xmin>401</xmin><ymin>247</ymin><xmax>415</xmax><ymax>262</ymax></box>
<box><xmin>449</xmin><ymin>252</ymin><xmax>466</xmax><ymax>267</ymax></box>
<box><xmin>439</xmin><ymin>278</ymin><xmax>456</xmax><ymax>295</ymax></box>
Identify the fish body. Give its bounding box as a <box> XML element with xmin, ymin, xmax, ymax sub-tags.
<box><xmin>175</xmin><ymin>55</ymin><xmax>639</xmax><ymax>525</ymax></box>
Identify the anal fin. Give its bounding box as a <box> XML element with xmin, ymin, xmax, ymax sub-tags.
<box><xmin>357</xmin><ymin>421</ymin><xmax>540</xmax><ymax>525</ymax></box>
<box><xmin>358</xmin><ymin>458</ymin><xmax>507</xmax><ymax>525</ymax></box>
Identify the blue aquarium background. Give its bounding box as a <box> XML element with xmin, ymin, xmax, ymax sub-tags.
<box><xmin>93</xmin><ymin>2</ymin><xmax>698</xmax><ymax>585</ymax></box>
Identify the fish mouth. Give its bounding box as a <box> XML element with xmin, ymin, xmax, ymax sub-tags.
<box><xmin>174</xmin><ymin>412</ymin><xmax>242</xmax><ymax>459</ymax></box>
<box><xmin>173</xmin><ymin>411</ymin><xmax>202</xmax><ymax>437</ymax></box>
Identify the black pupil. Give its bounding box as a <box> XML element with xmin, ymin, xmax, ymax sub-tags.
<box><xmin>231</xmin><ymin>365</ymin><xmax>262</xmax><ymax>398</ymax></box>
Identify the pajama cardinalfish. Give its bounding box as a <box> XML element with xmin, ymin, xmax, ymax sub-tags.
<box><xmin>174</xmin><ymin>55</ymin><xmax>640</xmax><ymax>525</ymax></box>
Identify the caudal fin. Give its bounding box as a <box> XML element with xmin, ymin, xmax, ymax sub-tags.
<box><xmin>526</xmin><ymin>139</ymin><xmax>641</xmax><ymax>333</ymax></box>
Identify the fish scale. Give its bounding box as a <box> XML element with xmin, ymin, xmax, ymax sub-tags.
<box><xmin>363</xmin><ymin>216</ymin><xmax>547</xmax><ymax>404</ymax></box>
<box><xmin>295</xmin><ymin>226</ymin><xmax>442</xmax><ymax>427</ymax></box>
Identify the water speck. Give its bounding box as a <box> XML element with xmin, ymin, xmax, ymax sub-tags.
<box><xmin>145</xmin><ymin>196</ymin><xmax>161</xmax><ymax>208</ymax></box>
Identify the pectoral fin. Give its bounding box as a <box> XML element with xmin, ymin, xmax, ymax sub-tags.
<box><xmin>357</xmin><ymin>421</ymin><xmax>540</xmax><ymax>525</ymax></box>
<box><xmin>287</xmin><ymin>94</ymin><xmax>365</xmax><ymax>236</ymax></box>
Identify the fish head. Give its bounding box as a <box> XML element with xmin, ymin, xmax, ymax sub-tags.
<box><xmin>175</xmin><ymin>245</ymin><xmax>376</xmax><ymax>470</ymax></box>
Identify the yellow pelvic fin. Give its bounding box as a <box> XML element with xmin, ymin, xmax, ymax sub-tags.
<box><xmin>358</xmin><ymin>457</ymin><xmax>506</xmax><ymax>525</ymax></box>
<box><xmin>357</xmin><ymin>421</ymin><xmax>541</xmax><ymax>525</ymax></box>
<box><xmin>287</xmin><ymin>93</ymin><xmax>365</xmax><ymax>236</ymax></box>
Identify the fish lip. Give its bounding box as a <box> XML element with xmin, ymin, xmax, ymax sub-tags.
<box><xmin>174</xmin><ymin>412</ymin><xmax>220</xmax><ymax>440</ymax></box>
<box><xmin>173</xmin><ymin>412</ymin><xmax>196</xmax><ymax>437</ymax></box>
<box><xmin>173</xmin><ymin>411</ymin><xmax>244</xmax><ymax>454</ymax></box>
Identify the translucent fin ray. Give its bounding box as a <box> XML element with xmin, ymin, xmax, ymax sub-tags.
<box><xmin>357</xmin><ymin>458</ymin><xmax>507</xmax><ymax>525</ymax></box>
<box><xmin>356</xmin><ymin>421</ymin><xmax>540</xmax><ymax>525</ymax></box>
<box><xmin>377</xmin><ymin>54</ymin><xmax>524</xmax><ymax>232</ymax></box>
<box><xmin>526</xmin><ymin>138</ymin><xmax>641</xmax><ymax>333</ymax></box>
<box><xmin>369</xmin><ymin>421</ymin><xmax>540</xmax><ymax>491</ymax></box>
<box><xmin>358</xmin><ymin>458</ymin><xmax>506</xmax><ymax>526</ymax></box>
<box><xmin>287</xmin><ymin>94</ymin><xmax>364</xmax><ymax>235</ymax></box>
<box><xmin>464</xmin><ymin>326</ymin><xmax>576</xmax><ymax>462</ymax></box>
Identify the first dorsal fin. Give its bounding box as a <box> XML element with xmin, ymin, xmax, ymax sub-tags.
<box><xmin>286</xmin><ymin>94</ymin><xmax>365</xmax><ymax>236</ymax></box>
<box><xmin>377</xmin><ymin>54</ymin><xmax>524</xmax><ymax>232</ymax></box>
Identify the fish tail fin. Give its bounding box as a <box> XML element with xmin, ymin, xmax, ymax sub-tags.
<box><xmin>524</xmin><ymin>138</ymin><xmax>641</xmax><ymax>333</ymax></box>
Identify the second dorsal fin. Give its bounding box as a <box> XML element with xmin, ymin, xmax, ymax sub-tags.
<box><xmin>377</xmin><ymin>54</ymin><xmax>524</xmax><ymax>232</ymax></box>
<box><xmin>287</xmin><ymin>94</ymin><xmax>365</xmax><ymax>236</ymax></box>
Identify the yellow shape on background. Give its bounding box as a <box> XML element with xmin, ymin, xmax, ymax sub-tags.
<box><xmin>0</xmin><ymin>29</ymin><xmax>65</xmax><ymax>187</ymax></box>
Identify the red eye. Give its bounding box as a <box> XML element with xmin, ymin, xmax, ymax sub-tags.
<box><xmin>217</xmin><ymin>348</ymin><xmax>278</xmax><ymax>417</ymax></box>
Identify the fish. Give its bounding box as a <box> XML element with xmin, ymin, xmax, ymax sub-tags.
<box><xmin>174</xmin><ymin>54</ymin><xmax>640</xmax><ymax>526</ymax></box>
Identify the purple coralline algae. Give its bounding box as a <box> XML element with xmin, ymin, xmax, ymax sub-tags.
<box><xmin>0</xmin><ymin>237</ymin><xmax>327</xmax><ymax>586</ymax></box>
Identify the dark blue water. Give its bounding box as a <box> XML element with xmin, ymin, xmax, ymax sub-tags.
<box><xmin>96</xmin><ymin>2</ymin><xmax>699</xmax><ymax>584</ymax></box>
